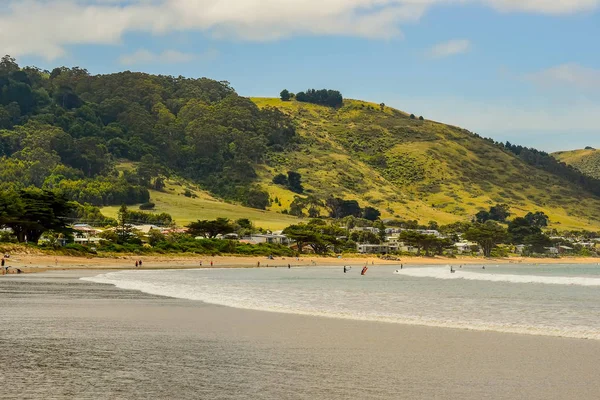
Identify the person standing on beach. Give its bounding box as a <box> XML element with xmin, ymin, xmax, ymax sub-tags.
<box><xmin>211</xmin><ymin>261</ymin><xmax>213</xmax><ymax>267</ymax></box>
<box><xmin>1</xmin><ymin>258</ymin><xmax>4</xmax><ymax>268</ymax></box>
<box><xmin>139</xmin><ymin>260</ymin><xmax>143</xmax><ymax>267</ymax></box>
<box><xmin>135</xmin><ymin>261</ymin><xmax>139</xmax><ymax>268</ymax></box>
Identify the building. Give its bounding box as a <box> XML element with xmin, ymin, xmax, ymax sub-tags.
<box><xmin>72</xmin><ymin>224</ymin><xmax>103</xmax><ymax>244</ymax></box>
<box><xmin>453</xmin><ymin>242</ymin><xmax>479</xmax><ymax>254</ymax></box>
<box><xmin>356</xmin><ymin>242</ymin><xmax>400</xmax><ymax>254</ymax></box>
<box><xmin>242</xmin><ymin>234</ymin><xmax>290</xmax><ymax>245</ymax></box>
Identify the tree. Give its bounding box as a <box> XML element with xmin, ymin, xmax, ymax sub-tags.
<box><xmin>272</xmin><ymin>173</ymin><xmax>288</xmax><ymax>186</ymax></box>
<box><xmin>283</xmin><ymin>222</ymin><xmax>343</xmax><ymax>254</ymax></box>
<box><xmin>362</xmin><ymin>206</ymin><xmax>381</xmax><ymax>221</ymax></box>
<box><xmin>489</xmin><ymin>204</ymin><xmax>511</xmax><ymax>222</ymax></box>
<box><xmin>187</xmin><ymin>218</ymin><xmax>234</xmax><ymax>238</ymax></box>
<box><xmin>379</xmin><ymin>103</ymin><xmax>385</xmax><ymax>111</ymax></box>
<box><xmin>419</xmin><ymin>116</ymin><xmax>424</xmax><ymax>121</ymax></box>
<box><xmin>294</xmin><ymin>89</ymin><xmax>343</xmax><ymax>107</ymax></box>
<box><xmin>524</xmin><ymin>211</ymin><xmax>549</xmax><ymax>228</ymax></box>
<box><xmin>327</xmin><ymin>197</ymin><xmax>362</xmax><ymax>219</ymax></box>
<box><xmin>117</xmin><ymin>204</ymin><xmax>135</xmax><ymax>244</ymax></box>
<box><xmin>476</xmin><ymin>204</ymin><xmax>511</xmax><ymax>223</ymax></box>
<box><xmin>523</xmin><ymin>233</ymin><xmax>553</xmax><ymax>254</ymax></box>
<box><xmin>280</xmin><ymin>89</ymin><xmax>291</xmax><ymax>101</ymax></box>
<box><xmin>0</xmin><ymin>189</ymin><xmax>73</xmax><ymax>243</ymax></box>
<box><xmin>410</xmin><ymin>114</ymin><xmax>416</xmax><ymax>119</ymax></box>
<box><xmin>427</xmin><ymin>220</ymin><xmax>439</xmax><ymax>230</ymax></box>
<box><xmin>147</xmin><ymin>229</ymin><xmax>166</xmax><ymax>246</ymax></box>
<box><xmin>508</xmin><ymin>217</ymin><xmax>541</xmax><ymax>244</ymax></box>
<box><xmin>287</xmin><ymin>171</ymin><xmax>304</xmax><ymax>194</ymax></box>
<box><xmin>475</xmin><ymin>210</ymin><xmax>490</xmax><ymax>223</ymax></box>
<box><xmin>245</xmin><ymin>188</ymin><xmax>270</xmax><ymax>210</ymax></box>
<box><xmin>0</xmin><ymin>55</ymin><xmax>19</xmax><ymax>75</ymax></box>
<box><xmin>464</xmin><ymin>221</ymin><xmax>508</xmax><ymax>257</ymax></box>
<box><xmin>400</xmin><ymin>230</ymin><xmax>426</xmax><ymax>255</ymax></box>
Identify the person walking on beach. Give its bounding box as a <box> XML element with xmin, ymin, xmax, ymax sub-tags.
<box><xmin>1</xmin><ymin>258</ymin><xmax>4</xmax><ymax>268</ymax></box>
<box><xmin>135</xmin><ymin>261</ymin><xmax>139</xmax><ymax>268</ymax></box>
<box><xmin>211</xmin><ymin>261</ymin><xmax>213</xmax><ymax>267</ymax></box>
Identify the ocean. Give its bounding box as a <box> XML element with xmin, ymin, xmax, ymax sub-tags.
<box><xmin>83</xmin><ymin>263</ymin><xmax>600</xmax><ymax>340</ymax></box>
<box><xmin>4</xmin><ymin>267</ymin><xmax>600</xmax><ymax>399</ymax></box>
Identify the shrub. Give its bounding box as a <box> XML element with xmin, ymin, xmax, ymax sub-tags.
<box><xmin>139</xmin><ymin>202</ymin><xmax>156</xmax><ymax>210</ymax></box>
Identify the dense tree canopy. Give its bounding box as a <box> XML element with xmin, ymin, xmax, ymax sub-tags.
<box><xmin>0</xmin><ymin>56</ymin><xmax>298</xmax><ymax>209</ymax></box>
<box><xmin>0</xmin><ymin>189</ymin><xmax>73</xmax><ymax>243</ymax></box>
<box><xmin>295</xmin><ymin>89</ymin><xmax>343</xmax><ymax>107</ymax></box>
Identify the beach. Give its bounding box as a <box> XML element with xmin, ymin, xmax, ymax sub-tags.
<box><xmin>2</xmin><ymin>270</ymin><xmax>600</xmax><ymax>399</ymax></box>
<box><xmin>1</xmin><ymin>250</ymin><xmax>599</xmax><ymax>274</ymax></box>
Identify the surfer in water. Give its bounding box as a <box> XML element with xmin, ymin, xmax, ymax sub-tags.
<box><xmin>450</xmin><ymin>266</ymin><xmax>455</xmax><ymax>273</ymax></box>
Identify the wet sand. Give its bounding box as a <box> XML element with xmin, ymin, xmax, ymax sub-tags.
<box><xmin>2</xmin><ymin>271</ymin><xmax>600</xmax><ymax>399</ymax></box>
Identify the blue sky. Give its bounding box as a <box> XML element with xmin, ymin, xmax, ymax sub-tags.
<box><xmin>2</xmin><ymin>0</ymin><xmax>599</xmax><ymax>152</ymax></box>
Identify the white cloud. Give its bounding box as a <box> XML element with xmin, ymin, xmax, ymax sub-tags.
<box><xmin>488</xmin><ymin>0</ymin><xmax>600</xmax><ymax>14</ymax></box>
<box><xmin>118</xmin><ymin>49</ymin><xmax>215</xmax><ymax>65</ymax></box>
<box><xmin>427</xmin><ymin>39</ymin><xmax>471</xmax><ymax>59</ymax></box>
<box><xmin>0</xmin><ymin>0</ymin><xmax>598</xmax><ymax>60</ymax></box>
<box><xmin>526</xmin><ymin>63</ymin><xmax>600</xmax><ymax>90</ymax></box>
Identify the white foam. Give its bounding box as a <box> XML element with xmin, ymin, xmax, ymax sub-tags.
<box><xmin>393</xmin><ymin>266</ymin><xmax>600</xmax><ymax>286</ymax></box>
<box><xmin>82</xmin><ymin>270</ymin><xmax>600</xmax><ymax>340</ymax></box>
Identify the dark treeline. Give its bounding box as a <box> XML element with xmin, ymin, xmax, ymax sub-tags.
<box><xmin>295</xmin><ymin>89</ymin><xmax>343</xmax><ymax>107</ymax></box>
<box><xmin>0</xmin><ymin>55</ymin><xmax>297</xmax><ymax>209</ymax></box>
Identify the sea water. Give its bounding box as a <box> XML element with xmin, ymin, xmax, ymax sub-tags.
<box><xmin>83</xmin><ymin>264</ymin><xmax>600</xmax><ymax>340</ymax></box>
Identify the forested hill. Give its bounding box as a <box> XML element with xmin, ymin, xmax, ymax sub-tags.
<box><xmin>1</xmin><ymin>55</ymin><xmax>600</xmax><ymax>230</ymax></box>
<box><xmin>0</xmin><ymin>55</ymin><xmax>296</xmax><ymax>209</ymax></box>
<box><xmin>553</xmin><ymin>148</ymin><xmax>600</xmax><ymax>180</ymax></box>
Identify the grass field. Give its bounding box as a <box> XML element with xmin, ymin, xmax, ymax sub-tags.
<box><xmin>101</xmin><ymin>181</ymin><xmax>301</xmax><ymax>230</ymax></box>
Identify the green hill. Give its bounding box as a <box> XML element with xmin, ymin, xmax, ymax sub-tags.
<box><xmin>1</xmin><ymin>55</ymin><xmax>600</xmax><ymax>231</ymax></box>
<box><xmin>553</xmin><ymin>148</ymin><xmax>600</xmax><ymax>180</ymax></box>
<box><xmin>247</xmin><ymin>98</ymin><xmax>600</xmax><ymax>230</ymax></box>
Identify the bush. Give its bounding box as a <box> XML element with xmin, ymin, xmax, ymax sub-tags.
<box><xmin>139</xmin><ymin>202</ymin><xmax>156</xmax><ymax>210</ymax></box>
<box><xmin>273</xmin><ymin>173</ymin><xmax>288</xmax><ymax>186</ymax></box>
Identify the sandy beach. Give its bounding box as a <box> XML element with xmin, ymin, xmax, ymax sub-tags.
<box><xmin>2</xmin><ymin>270</ymin><xmax>600</xmax><ymax>399</ymax></box>
<box><xmin>1</xmin><ymin>250</ymin><xmax>599</xmax><ymax>274</ymax></box>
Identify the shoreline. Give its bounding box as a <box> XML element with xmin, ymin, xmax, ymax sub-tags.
<box><xmin>3</xmin><ymin>271</ymin><xmax>600</xmax><ymax>399</ymax></box>
<box><xmin>1</xmin><ymin>252</ymin><xmax>599</xmax><ymax>274</ymax></box>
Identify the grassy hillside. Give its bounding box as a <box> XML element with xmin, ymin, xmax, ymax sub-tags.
<box><xmin>249</xmin><ymin>98</ymin><xmax>600</xmax><ymax>231</ymax></box>
<box><xmin>554</xmin><ymin>149</ymin><xmax>600</xmax><ymax>180</ymax></box>
<box><xmin>101</xmin><ymin>178</ymin><xmax>300</xmax><ymax>230</ymax></box>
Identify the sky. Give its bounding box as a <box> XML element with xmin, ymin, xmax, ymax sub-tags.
<box><xmin>1</xmin><ymin>0</ymin><xmax>599</xmax><ymax>152</ymax></box>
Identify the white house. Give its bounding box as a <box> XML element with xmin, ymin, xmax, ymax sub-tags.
<box><xmin>242</xmin><ymin>234</ymin><xmax>290</xmax><ymax>245</ymax></box>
